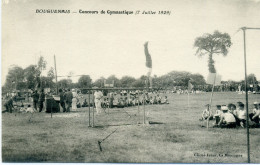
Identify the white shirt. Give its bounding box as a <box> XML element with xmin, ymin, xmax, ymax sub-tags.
<box><xmin>72</xmin><ymin>91</ymin><xmax>78</xmax><ymax>98</ymax></box>
<box><xmin>237</xmin><ymin>109</ymin><xmax>246</xmax><ymax>120</ymax></box>
<box><xmin>221</xmin><ymin>112</ymin><xmax>236</xmax><ymax>123</ymax></box>
<box><xmin>94</xmin><ymin>91</ymin><xmax>103</xmax><ymax>100</ymax></box>
<box><xmin>253</xmin><ymin>108</ymin><xmax>260</xmax><ymax>118</ymax></box>
<box><xmin>202</xmin><ymin>109</ymin><xmax>210</xmax><ymax>118</ymax></box>
<box><xmin>26</xmin><ymin>107</ymin><xmax>35</xmax><ymax>113</ymax></box>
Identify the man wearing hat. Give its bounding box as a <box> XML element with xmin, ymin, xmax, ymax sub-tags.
<box><xmin>64</xmin><ymin>88</ymin><xmax>73</xmax><ymax>112</ymax></box>
<box><xmin>38</xmin><ymin>88</ymin><xmax>45</xmax><ymax>112</ymax></box>
<box><xmin>235</xmin><ymin>102</ymin><xmax>247</xmax><ymax>127</ymax></box>
<box><xmin>218</xmin><ymin>106</ymin><xmax>236</xmax><ymax>128</ymax></box>
<box><xmin>4</xmin><ymin>96</ymin><xmax>14</xmax><ymax>113</ymax></box>
<box><xmin>249</xmin><ymin>102</ymin><xmax>259</xmax><ymax>126</ymax></box>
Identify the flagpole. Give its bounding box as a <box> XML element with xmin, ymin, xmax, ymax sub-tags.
<box><xmin>54</xmin><ymin>55</ymin><xmax>58</xmax><ymax>94</ymax></box>
<box><xmin>242</xmin><ymin>27</ymin><xmax>250</xmax><ymax>163</ymax></box>
<box><xmin>188</xmin><ymin>92</ymin><xmax>190</xmax><ymax>108</ymax></box>
<box><xmin>207</xmin><ymin>73</ymin><xmax>216</xmax><ymax>129</ymax></box>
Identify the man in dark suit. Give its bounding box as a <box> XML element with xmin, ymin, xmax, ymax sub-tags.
<box><xmin>64</xmin><ymin>89</ymin><xmax>73</xmax><ymax>112</ymax></box>
<box><xmin>38</xmin><ymin>89</ymin><xmax>45</xmax><ymax>112</ymax></box>
<box><xmin>31</xmin><ymin>90</ymin><xmax>39</xmax><ymax>111</ymax></box>
<box><xmin>59</xmin><ymin>88</ymin><xmax>66</xmax><ymax>112</ymax></box>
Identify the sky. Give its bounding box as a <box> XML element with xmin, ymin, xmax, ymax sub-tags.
<box><xmin>2</xmin><ymin>0</ymin><xmax>260</xmax><ymax>85</ymax></box>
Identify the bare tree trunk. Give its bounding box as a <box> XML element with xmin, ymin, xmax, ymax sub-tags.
<box><xmin>208</xmin><ymin>53</ymin><xmax>216</xmax><ymax>73</ymax></box>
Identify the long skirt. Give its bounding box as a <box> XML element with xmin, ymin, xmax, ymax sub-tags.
<box><xmin>95</xmin><ymin>99</ymin><xmax>102</xmax><ymax>114</ymax></box>
<box><xmin>72</xmin><ymin>98</ymin><xmax>77</xmax><ymax>111</ymax></box>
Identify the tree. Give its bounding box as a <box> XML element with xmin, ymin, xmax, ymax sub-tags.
<box><xmin>24</xmin><ymin>65</ymin><xmax>40</xmax><ymax>89</ymax></box>
<box><xmin>247</xmin><ymin>74</ymin><xmax>257</xmax><ymax>84</ymax></box>
<box><xmin>131</xmin><ymin>79</ymin><xmax>145</xmax><ymax>88</ymax></box>
<box><xmin>78</xmin><ymin>75</ymin><xmax>92</xmax><ymax>88</ymax></box>
<box><xmin>37</xmin><ymin>56</ymin><xmax>47</xmax><ymax>72</ymax></box>
<box><xmin>41</xmin><ymin>76</ymin><xmax>55</xmax><ymax>88</ymax></box>
<box><xmin>247</xmin><ymin>73</ymin><xmax>258</xmax><ymax>92</ymax></box>
<box><xmin>93</xmin><ymin>77</ymin><xmax>105</xmax><ymax>88</ymax></box>
<box><xmin>47</xmin><ymin>67</ymin><xmax>55</xmax><ymax>81</ymax></box>
<box><xmin>194</xmin><ymin>30</ymin><xmax>232</xmax><ymax>73</ymax></box>
<box><xmin>120</xmin><ymin>76</ymin><xmax>136</xmax><ymax>87</ymax></box>
<box><xmin>190</xmin><ymin>73</ymin><xmax>206</xmax><ymax>86</ymax></box>
<box><xmin>131</xmin><ymin>75</ymin><xmax>146</xmax><ymax>88</ymax></box>
<box><xmin>4</xmin><ymin>65</ymin><xmax>25</xmax><ymax>91</ymax></box>
<box><xmin>106</xmin><ymin>75</ymin><xmax>121</xmax><ymax>87</ymax></box>
<box><xmin>37</xmin><ymin>56</ymin><xmax>47</xmax><ymax>88</ymax></box>
<box><xmin>57</xmin><ymin>79</ymin><xmax>72</xmax><ymax>88</ymax></box>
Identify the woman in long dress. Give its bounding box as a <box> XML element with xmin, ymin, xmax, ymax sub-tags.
<box><xmin>72</xmin><ymin>89</ymin><xmax>78</xmax><ymax>111</ymax></box>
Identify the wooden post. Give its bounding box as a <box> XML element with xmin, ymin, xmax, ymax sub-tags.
<box><xmin>88</xmin><ymin>91</ymin><xmax>91</xmax><ymax>127</ymax></box>
<box><xmin>137</xmin><ymin>92</ymin><xmax>140</xmax><ymax>124</ymax></box>
<box><xmin>54</xmin><ymin>55</ymin><xmax>58</xmax><ymax>94</ymax></box>
<box><xmin>242</xmin><ymin>27</ymin><xmax>250</xmax><ymax>163</ymax></box>
<box><xmin>92</xmin><ymin>91</ymin><xmax>95</xmax><ymax>127</ymax></box>
<box><xmin>188</xmin><ymin>92</ymin><xmax>190</xmax><ymax>108</ymax></box>
<box><xmin>207</xmin><ymin>73</ymin><xmax>216</xmax><ymax>129</ymax></box>
<box><xmin>108</xmin><ymin>92</ymin><xmax>110</xmax><ymax>115</ymax></box>
<box><xmin>143</xmin><ymin>93</ymin><xmax>145</xmax><ymax>125</ymax></box>
<box><xmin>51</xmin><ymin>97</ymin><xmax>53</xmax><ymax>118</ymax></box>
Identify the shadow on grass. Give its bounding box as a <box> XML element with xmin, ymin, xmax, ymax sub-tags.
<box><xmin>94</xmin><ymin>121</ymin><xmax>165</xmax><ymax>129</ymax></box>
<box><xmin>148</xmin><ymin>121</ymin><xmax>164</xmax><ymax>124</ymax></box>
<box><xmin>2</xmin><ymin>152</ymin><xmax>48</xmax><ymax>162</ymax></box>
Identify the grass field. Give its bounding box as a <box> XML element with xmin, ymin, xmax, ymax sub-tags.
<box><xmin>2</xmin><ymin>92</ymin><xmax>260</xmax><ymax>163</ymax></box>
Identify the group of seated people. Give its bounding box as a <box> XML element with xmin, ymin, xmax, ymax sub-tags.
<box><xmin>79</xmin><ymin>94</ymin><xmax>169</xmax><ymax>109</ymax></box>
<box><xmin>19</xmin><ymin>104</ymin><xmax>36</xmax><ymax>113</ymax></box>
<box><xmin>201</xmin><ymin>101</ymin><xmax>260</xmax><ymax>128</ymax></box>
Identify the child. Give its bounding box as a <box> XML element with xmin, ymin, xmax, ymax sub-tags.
<box><xmin>213</xmin><ymin>105</ymin><xmax>222</xmax><ymax>124</ymax></box>
<box><xmin>157</xmin><ymin>94</ymin><xmax>162</xmax><ymax>104</ymax></box>
<box><xmin>25</xmin><ymin>105</ymin><xmax>36</xmax><ymax>113</ymax></box>
<box><xmin>82</xmin><ymin>99</ymin><xmax>88</xmax><ymax>107</ymax></box>
<box><xmin>200</xmin><ymin>104</ymin><xmax>213</xmax><ymax>121</ymax></box>
<box><xmin>236</xmin><ymin>102</ymin><xmax>247</xmax><ymax>128</ymax></box>
<box><xmin>218</xmin><ymin>106</ymin><xmax>236</xmax><ymax>128</ymax></box>
<box><xmin>161</xmin><ymin>96</ymin><xmax>169</xmax><ymax>104</ymax></box>
<box><xmin>228</xmin><ymin>103</ymin><xmax>236</xmax><ymax>114</ymax></box>
<box><xmin>249</xmin><ymin>102</ymin><xmax>259</xmax><ymax>125</ymax></box>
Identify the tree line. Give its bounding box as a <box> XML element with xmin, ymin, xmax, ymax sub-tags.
<box><xmin>2</xmin><ymin>56</ymin><xmax>259</xmax><ymax>93</ymax></box>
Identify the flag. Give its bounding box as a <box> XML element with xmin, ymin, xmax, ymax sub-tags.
<box><xmin>206</xmin><ymin>73</ymin><xmax>222</xmax><ymax>86</ymax></box>
<box><xmin>144</xmin><ymin>41</ymin><xmax>153</xmax><ymax>87</ymax></box>
<box><xmin>188</xmin><ymin>80</ymin><xmax>194</xmax><ymax>92</ymax></box>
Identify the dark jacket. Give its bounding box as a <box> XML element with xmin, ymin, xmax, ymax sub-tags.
<box><xmin>64</xmin><ymin>91</ymin><xmax>73</xmax><ymax>103</ymax></box>
<box><xmin>60</xmin><ymin>92</ymin><xmax>65</xmax><ymax>103</ymax></box>
<box><xmin>32</xmin><ymin>92</ymin><xmax>39</xmax><ymax>102</ymax></box>
<box><xmin>39</xmin><ymin>92</ymin><xmax>45</xmax><ymax>102</ymax></box>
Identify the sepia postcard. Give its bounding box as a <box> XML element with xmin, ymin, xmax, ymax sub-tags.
<box><xmin>1</xmin><ymin>0</ymin><xmax>260</xmax><ymax>163</ymax></box>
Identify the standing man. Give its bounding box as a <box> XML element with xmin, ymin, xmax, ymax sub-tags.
<box><xmin>31</xmin><ymin>90</ymin><xmax>39</xmax><ymax>111</ymax></box>
<box><xmin>38</xmin><ymin>89</ymin><xmax>45</xmax><ymax>112</ymax></box>
<box><xmin>65</xmin><ymin>88</ymin><xmax>73</xmax><ymax>112</ymax></box>
<box><xmin>108</xmin><ymin>92</ymin><xmax>114</xmax><ymax>108</ymax></box>
<box><xmin>94</xmin><ymin>90</ymin><xmax>103</xmax><ymax>114</ymax></box>
<box><xmin>4</xmin><ymin>96</ymin><xmax>14</xmax><ymax>113</ymax></box>
<box><xmin>59</xmin><ymin>89</ymin><xmax>66</xmax><ymax>112</ymax></box>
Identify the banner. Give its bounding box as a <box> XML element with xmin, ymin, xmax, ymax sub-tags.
<box><xmin>144</xmin><ymin>42</ymin><xmax>153</xmax><ymax>88</ymax></box>
<box><xmin>206</xmin><ymin>73</ymin><xmax>222</xmax><ymax>86</ymax></box>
